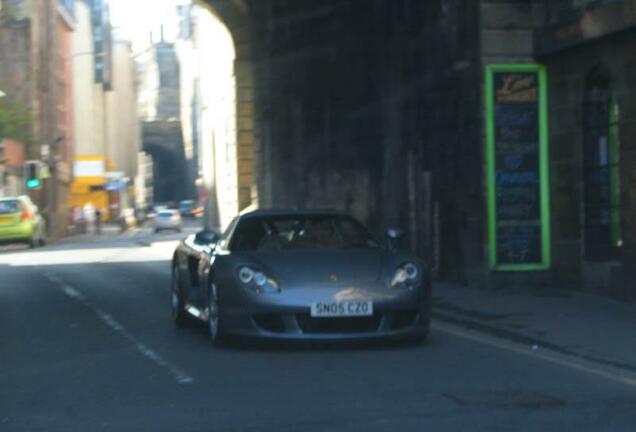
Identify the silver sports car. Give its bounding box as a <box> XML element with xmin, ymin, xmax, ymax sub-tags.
<box><xmin>171</xmin><ymin>209</ymin><xmax>431</xmax><ymax>344</ymax></box>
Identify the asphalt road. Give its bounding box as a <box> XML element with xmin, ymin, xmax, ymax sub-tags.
<box><xmin>1</xmin><ymin>225</ymin><xmax>635</xmax><ymax>431</ymax></box>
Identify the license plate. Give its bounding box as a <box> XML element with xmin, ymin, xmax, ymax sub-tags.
<box><xmin>310</xmin><ymin>301</ymin><xmax>373</xmax><ymax>317</ymax></box>
<box><xmin>0</xmin><ymin>215</ymin><xmax>14</xmax><ymax>225</ymax></box>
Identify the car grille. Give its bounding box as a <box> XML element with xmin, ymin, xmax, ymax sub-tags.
<box><xmin>390</xmin><ymin>310</ymin><xmax>418</xmax><ymax>330</ymax></box>
<box><xmin>296</xmin><ymin>313</ymin><xmax>382</xmax><ymax>334</ymax></box>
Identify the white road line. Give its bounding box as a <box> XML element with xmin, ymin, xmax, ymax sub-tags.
<box><xmin>44</xmin><ymin>272</ymin><xmax>194</xmax><ymax>385</ymax></box>
<box><xmin>433</xmin><ymin>321</ymin><xmax>636</xmax><ymax>388</ymax></box>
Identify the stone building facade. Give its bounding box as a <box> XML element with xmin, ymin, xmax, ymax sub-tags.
<box><xmin>200</xmin><ymin>0</ymin><xmax>636</xmax><ymax>300</ymax></box>
<box><xmin>473</xmin><ymin>0</ymin><xmax>636</xmax><ymax>299</ymax></box>
<box><xmin>176</xmin><ymin>4</ymin><xmax>240</xmax><ymax>229</ymax></box>
<box><xmin>537</xmin><ymin>0</ymin><xmax>636</xmax><ymax>299</ymax></box>
<box><xmin>137</xmin><ymin>38</ymin><xmax>189</xmax><ymax>204</ymax></box>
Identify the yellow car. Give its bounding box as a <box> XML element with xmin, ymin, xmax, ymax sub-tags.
<box><xmin>0</xmin><ymin>196</ymin><xmax>46</xmax><ymax>248</ymax></box>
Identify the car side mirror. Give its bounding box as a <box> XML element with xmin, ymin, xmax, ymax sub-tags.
<box><xmin>385</xmin><ymin>228</ymin><xmax>404</xmax><ymax>250</ymax></box>
<box><xmin>194</xmin><ymin>229</ymin><xmax>219</xmax><ymax>246</ymax></box>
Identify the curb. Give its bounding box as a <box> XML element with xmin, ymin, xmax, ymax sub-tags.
<box><xmin>432</xmin><ymin>309</ymin><xmax>636</xmax><ymax>375</ymax></box>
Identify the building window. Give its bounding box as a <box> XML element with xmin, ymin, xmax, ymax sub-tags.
<box><xmin>582</xmin><ymin>67</ymin><xmax>622</xmax><ymax>260</ymax></box>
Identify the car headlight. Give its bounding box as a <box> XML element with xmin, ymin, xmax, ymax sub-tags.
<box><xmin>237</xmin><ymin>266</ymin><xmax>280</xmax><ymax>293</ymax></box>
<box><xmin>391</xmin><ymin>263</ymin><xmax>419</xmax><ymax>288</ymax></box>
<box><xmin>238</xmin><ymin>267</ymin><xmax>254</xmax><ymax>284</ymax></box>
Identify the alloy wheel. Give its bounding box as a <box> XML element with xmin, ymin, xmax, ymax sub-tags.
<box><xmin>171</xmin><ymin>264</ymin><xmax>186</xmax><ymax>325</ymax></box>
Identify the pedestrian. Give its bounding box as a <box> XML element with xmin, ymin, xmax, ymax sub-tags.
<box><xmin>95</xmin><ymin>208</ymin><xmax>102</xmax><ymax>235</ymax></box>
<box><xmin>84</xmin><ymin>202</ymin><xmax>95</xmax><ymax>232</ymax></box>
<box><xmin>78</xmin><ymin>207</ymin><xmax>87</xmax><ymax>233</ymax></box>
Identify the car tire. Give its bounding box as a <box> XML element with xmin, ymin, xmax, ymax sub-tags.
<box><xmin>171</xmin><ymin>263</ymin><xmax>188</xmax><ymax>327</ymax></box>
<box><xmin>207</xmin><ymin>282</ymin><xmax>225</xmax><ymax>346</ymax></box>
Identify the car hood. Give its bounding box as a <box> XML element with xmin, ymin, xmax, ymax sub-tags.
<box><xmin>240</xmin><ymin>249</ymin><xmax>385</xmax><ymax>285</ymax></box>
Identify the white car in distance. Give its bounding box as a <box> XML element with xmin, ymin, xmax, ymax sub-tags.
<box><xmin>154</xmin><ymin>210</ymin><xmax>183</xmax><ymax>233</ymax></box>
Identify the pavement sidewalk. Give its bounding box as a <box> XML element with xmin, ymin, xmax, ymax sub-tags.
<box><xmin>58</xmin><ymin>223</ymin><xmax>143</xmax><ymax>244</ymax></box>
<box><xmin>432</xmin><ymin>282</ymin><xmax>636</xmax><ymax>375</ymax></box>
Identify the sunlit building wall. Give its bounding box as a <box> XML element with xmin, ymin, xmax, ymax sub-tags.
<box><xmin>190</xmin><ymin>6</ymin><xmax>238</xmax><ymax>230</ymax></box>
<box><xmin>136</xmin><ymin>49</ymin><xmax>160</xmax><ymax>121</ymax></box>
<box><xmin>72</xmin><ymin>1</ymin><xmax>139</xmax><ymax>217</ymax></box>
<box><xmin>175</xmin><ymin>3</ymin><xmax>199</xmax><ymax>210</ymax></box>
<box><xmin>72</xmin><ymin>0</ymin><xmax>105</xmax><ymax>158</ymax></box>
<box><xmin>106</xmin><ymin>39</ymin><xmax>141</xmax><ymax>183</ymax></box>
<box><xmin>70</xmin><ymin>0</ymin><xmax>108</xmax><ymax>216</ymax></box>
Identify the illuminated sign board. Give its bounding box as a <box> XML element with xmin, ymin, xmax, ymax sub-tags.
<box><xmin>485</xmin><ymin>65</ymin><xmax>551</xmax><ymax>271</ymax></box>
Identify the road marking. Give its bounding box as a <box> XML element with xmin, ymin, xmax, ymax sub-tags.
<box><xmin>44</xmin><ymin>272</ymin><xmax>194</xmax><ymax>385</ymax></box>
<box><xmin>433</xmin><ymin>321</ymin><xmax>636</xmax><ymax>388</ymax></box>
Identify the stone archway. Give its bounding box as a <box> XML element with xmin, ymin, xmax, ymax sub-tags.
<box><xmin>193</xmin><ymin>1</ymin><xmax>262</xmax><ymax>228</ymax></box>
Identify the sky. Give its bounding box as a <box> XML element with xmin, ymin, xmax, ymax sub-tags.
<box><xmin>109</xmin><ymin>0</ymin><xmax>187</xmax><ymax>51</ymax></box>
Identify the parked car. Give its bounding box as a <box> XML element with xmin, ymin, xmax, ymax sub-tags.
<box><xmin>154</xmin><ymin>209</ymin><xmax>182</xmax><ymax>233</ymax></box>
<box><xmin>0</xmin><ymin>196</ymin><xmax>46</xmax><ymax>248</ymax></box>
<box><xmin>170</xmin><ymin>209</ymin><xmax>431</xmax><ymax>345</ymax></box>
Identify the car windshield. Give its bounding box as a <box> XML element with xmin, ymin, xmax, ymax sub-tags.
<box><xmin>0</xmin><ymin>200</ymin><xmax>19</xmax><ymax>214</ymax></box>
<box><xmin>158</xmin><ymin>211</ymin><xmax>175</xmax><ymax>218</ymax></box>
<box><xmin>230</xmin><ymin>215</ymin><xmax>380</xmax><ymax>251</ymax></box>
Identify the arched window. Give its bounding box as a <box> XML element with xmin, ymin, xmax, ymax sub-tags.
<box><xmin>582</xmin><ymin>66</ymin><xmax>622</xmax><ymax>260</ymax></box>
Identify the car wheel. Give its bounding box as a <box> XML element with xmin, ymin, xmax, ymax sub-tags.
<box><xmin>207</xmin><ymin>282</ymin><xmax>225</xmax><ymax>346</ymax></box>
<box><xmin>171</xmin><ymin>263</ymin><xmax>188</xmax><ymax>326</ymax></box>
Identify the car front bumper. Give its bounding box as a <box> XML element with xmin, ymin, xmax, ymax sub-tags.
<box><xmin>219</xmin><ymin>283</ymin><xmax>431</xmax><ymax>341</ymax></box>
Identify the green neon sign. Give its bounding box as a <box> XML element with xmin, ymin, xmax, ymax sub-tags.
<box><xmin>608</xmin><ymin>95</ymin><xmax>622</xmax><ymax>248</ymax></box>
<box><xmin>485</xmin><ymin>64</ymin><xmax>551</xmax><ymax>271</ymax></box>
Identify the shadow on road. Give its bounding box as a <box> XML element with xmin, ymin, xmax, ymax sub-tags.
<box><xmin>174</xmin><ymin>317</ymin><xmax>432</xmax><ymax>354</ymax></box>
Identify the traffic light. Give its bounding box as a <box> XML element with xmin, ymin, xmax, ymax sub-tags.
<box><xmin>24</xmin><ymin>160</ymin><xmax>42</xmax><ymax>190</ymax></box>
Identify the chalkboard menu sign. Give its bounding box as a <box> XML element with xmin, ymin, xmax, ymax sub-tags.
<box><xmin>486</xmin><ymin>65</ymin><xmax>550</xmax><ymax>270</ymax></box>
